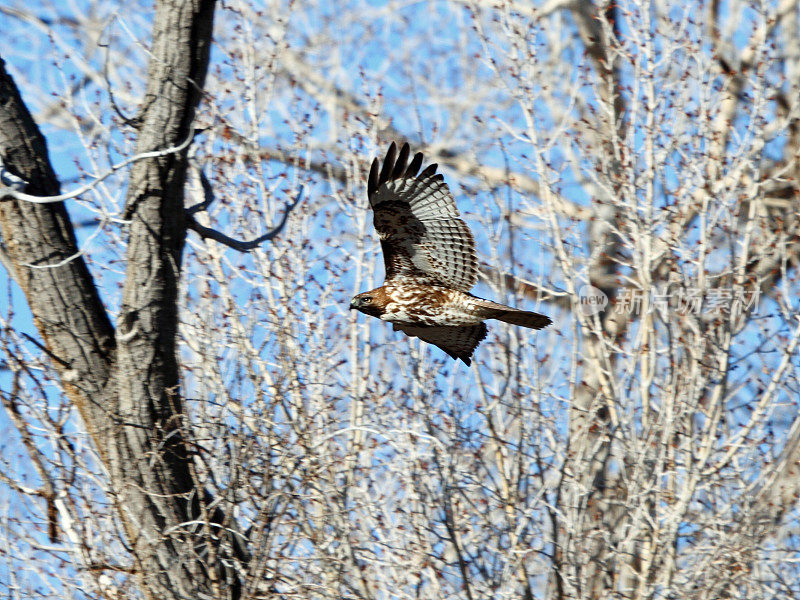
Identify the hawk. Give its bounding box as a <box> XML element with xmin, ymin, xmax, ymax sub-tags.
<box><xmin>350</xmin><ymin>142</ymin><xmax>550</xmax><ymax>365</ymax></box>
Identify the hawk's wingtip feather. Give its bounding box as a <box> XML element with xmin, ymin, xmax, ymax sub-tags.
<box><xmin>419</xmin><ymin>163</ymin><xmax>438</xmax><ymax>179</ymax></box>
<box><xmin>405</xmin><ymin>152</ymin><xmax>424</xmax><ymax>178</ymax></box>
<box><xmin>378</xmin><ymin>142</ymin><xmax>397</xmax><ymax>187</ymax></box>
<box><xmin>368</xmin><ymin>158</ymin><xmax>380</xmax><ymax>198</ymax></box>
<box><xmin>391</xmin><ymin>143</ymin><xmax>410</xmax><ymax>179</ymax></box>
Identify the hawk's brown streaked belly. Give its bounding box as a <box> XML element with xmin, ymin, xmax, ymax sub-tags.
<box><xmin>380</xmin><ymin>284</ymin><xmax>488</xmax><ymax>327</ymax></box>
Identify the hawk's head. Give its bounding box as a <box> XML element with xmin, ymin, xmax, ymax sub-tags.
<box><xmin>350</xmin><ymin>288</ymin><xmax>389</xmax><ymax>318</ymax></box>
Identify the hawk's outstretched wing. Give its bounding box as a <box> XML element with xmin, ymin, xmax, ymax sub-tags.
<box><xmin>394</xmin><ymin>323</ymin><xmax>487</xmax><ymax>366</ymax></box>
<box><xmin>368</xmin><ymin>142</ymin><xmax>478</xmax><ymax>292</ymax></box>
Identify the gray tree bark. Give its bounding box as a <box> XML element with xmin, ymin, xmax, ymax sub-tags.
<box><xmin>0</xmin><ymin>1</ymin><xmax>228</xmax><ymax>598</ymax></box>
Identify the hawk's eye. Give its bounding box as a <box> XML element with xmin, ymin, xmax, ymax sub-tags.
<box><xmin>361</xmin><ymin>296</ymin><xmax>372</xmax><ymax>304</ymax></box>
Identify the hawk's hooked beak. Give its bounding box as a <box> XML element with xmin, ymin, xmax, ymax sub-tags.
<box><xmin>349</xmin><ymin>299</ymin><xmax>358</xmax><ymax>310</ymax></box>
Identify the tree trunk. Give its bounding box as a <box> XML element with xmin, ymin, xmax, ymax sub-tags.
<box><xmin>0</xmin><ymin>1</ymin><xmax>222</xmax><ymax>598</ymax></box>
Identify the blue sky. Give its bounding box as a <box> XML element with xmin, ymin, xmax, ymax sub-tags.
<box><xmin>1</xmin><ymin>0</ymin><xmax>800</xmax><ymax>596</ymax></box>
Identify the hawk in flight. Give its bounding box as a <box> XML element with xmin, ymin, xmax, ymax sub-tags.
<box><xmin>350</xmin><ymin>142</ymin><xmax>550</xmax><ymax>365</ymax></box>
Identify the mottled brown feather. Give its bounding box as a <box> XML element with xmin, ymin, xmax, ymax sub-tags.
<box><xmin>394</xmin><ymin>323</ymin><xmax>488</xmax><ymax>366</ymax></box>
<box><xmin>368</xmin><ymin>143</ymin><xmax>478</xmax><ymax>292</ymax></box>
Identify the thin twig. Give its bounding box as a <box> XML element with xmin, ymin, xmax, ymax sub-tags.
<box><xmin>0</xmin><ymin>129</ymin><xmax>201</xmax><ymax>204</ymax></box>
<box><xmin>19</xmin><ymin>333</ymin><xmax>71</xmax><ymax>369</ymax></box>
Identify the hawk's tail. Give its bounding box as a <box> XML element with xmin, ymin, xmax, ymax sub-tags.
<box><xmin>473</xmin><ymin>298</ymin><xmax>551</xmax><ymax>330</ymax></box>
<box><xmin>493</xmin><ymin>308</ymin><xmax>551</xmax><ymax>330</ymax></box>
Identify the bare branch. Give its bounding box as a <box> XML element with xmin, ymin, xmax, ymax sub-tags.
<box><xmin>0</xmin><ymin>129</ymin><xmax>199</xmax><ymax>205</ymax></box>
<box><xmin>186</xmin><ymin>165</ymin><xmax>216</xmax><ymax>214</ymax></box>
<box><xmin>187</xmin><ymin>186</ymin><xmax>304</xmax><ymax>251</ymax></box>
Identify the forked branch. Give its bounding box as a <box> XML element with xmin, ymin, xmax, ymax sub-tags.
<box><xmin>186</xmin><ymin>185</ymin><xmax>304</xmax><ymax>252</ymax></box>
